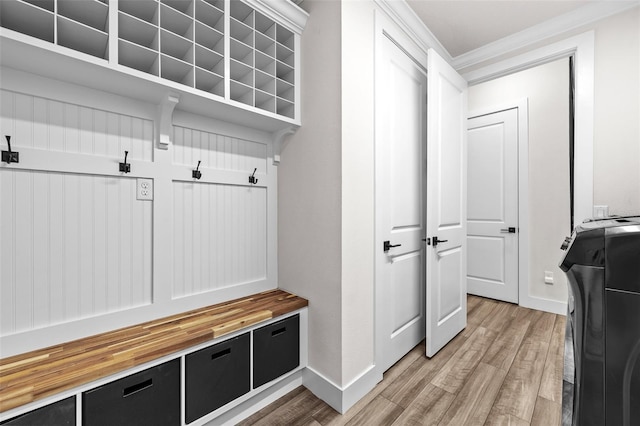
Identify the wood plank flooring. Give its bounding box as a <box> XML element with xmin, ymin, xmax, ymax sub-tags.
<box><xmin>239</xmin><ymin>295</ymin><xmax>565</xmax><ymax>426</ymax></box>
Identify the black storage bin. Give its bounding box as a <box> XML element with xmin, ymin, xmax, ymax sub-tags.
<box><xmin>185</xmin><ymin>332</ymin><xmax>250</xmax><ymax>424</ymax></box>
<box><xmin>82</xmin><ymin>358</ymin><xmax>180</xmax><ymax>426</ymax></box>
<box><xmin>1</xmin><ymin>396</ymin><xmax>75</xmax><ymax>425</ymax></box>
<box><xmin>253</xmin><ymin>314</ymin><xmax>300</xmax><ymax>388</ymax></box>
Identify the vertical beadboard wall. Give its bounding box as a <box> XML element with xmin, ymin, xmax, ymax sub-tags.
<box><xmin>172</xmin><ymin>126</ymin><xmax>268</xmax><ymax>298</ymax></box>
<box><xmin>0</xmin><ymin>69</ymin><xmax>277</xmax><ymax>356</ymax></box>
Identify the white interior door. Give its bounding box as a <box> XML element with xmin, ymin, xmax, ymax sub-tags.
<box><xmin>467</xmin><ymin>109</ymin><xmax>519</xmax><ymax>303</ymax></box>
<box><xmin>375</xmin><ymin>33</ymin><xmax>427</xmax><ymax>372</ymax></box>
<box><xmin>425</xmin><ymin>49</ymin><xmax>468</xmax><ymax>358</ymax></box>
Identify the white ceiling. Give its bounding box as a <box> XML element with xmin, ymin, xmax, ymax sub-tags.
<box><xmin>405</xmin><ymin>0</ymin><xmax>632</xmax><ymax>58</ymax></box>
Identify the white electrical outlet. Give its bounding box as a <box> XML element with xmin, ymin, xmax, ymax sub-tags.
<box><xmin>137</xmin><ymin>178</ymin><xmax>153</xmax><ymax>201</ymax></box>
<box><xmin>544</xmin><ymin>271</ymin><xmax>554</xmax><ymax>285</ymax></box>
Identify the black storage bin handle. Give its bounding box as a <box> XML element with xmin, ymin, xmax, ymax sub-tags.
<box><xmin>123</xmin><ymin>378</ymin><xmax>153</xmax><ymax>397</ymax></box>
<box><xmin>211</xmin><ymin>348</ymin><xmax>231</xmax><ymax>360</ymax></box>
<box><xmin>272</xmin><ymin>327</ymin><xmax>287</xmax><ymax>337</ymax></box>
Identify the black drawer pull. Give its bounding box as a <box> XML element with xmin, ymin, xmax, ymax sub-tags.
<box><xmin>123</xmin><ymin>378</ymin><xmax>153</xmax><ymax>397</ymax></box>
<box><xmin>272</xmin><ymin>327</ymin><xmax>287</xmax><ymax>337</ymax></box>
<box><xmin>211</xmin><ymin>348</ymin><xmax>231</xmax><ymax>360</ymax></box>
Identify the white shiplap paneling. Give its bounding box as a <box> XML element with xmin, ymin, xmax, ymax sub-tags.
<box><xmin>0</xmin><ymin>90</ymin><xmax>153</xmax><ymax>162</ymax></box>
<box><xmin>0</xmin><ymin>170</ymin><xmax>153</xmax><ymax>335</ymax></box>
<box><xmin>173</xmin><ymin>182</ymin><xmax>267</xmax><ymax>298</ymax></box>
<box><xmin>172</xmin><ymin>125</ymin><xmax>267</xmax><ymax>173</ymax></box>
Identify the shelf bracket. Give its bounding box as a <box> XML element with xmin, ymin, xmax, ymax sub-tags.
<box><xmin>157</xmin><ymin>94</ymin><xmax>180</xmax><ymax>150</ymax></box>
<box><xmin>271</xmin><ymin>126</ymin><xmax>297</xmax><ymax>166</ymax></box>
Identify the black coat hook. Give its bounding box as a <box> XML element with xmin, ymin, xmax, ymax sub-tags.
<box><xmin>249</xmin><ymin>168</ymin><xmax>258</xmax><ymax>185</ymax></box>
<box><xmin>119</xmin><ymin>151</ymin><xmax>130</xmax><ymax>173</ymax></box>
<box><xmin>2</xmin><ymin>135</ymin><xmax>19</xmax><ymax>164</ymax></box>
<box><xmin>192</xmin><ymin>160</ymin><xmax>202</xmax><ymax>180</ymax></box>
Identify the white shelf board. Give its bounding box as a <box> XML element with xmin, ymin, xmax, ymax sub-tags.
<box><xmin>58</xmin><ymin>0</ymin><xmax>109</xmax><ymax>32</ymax></box>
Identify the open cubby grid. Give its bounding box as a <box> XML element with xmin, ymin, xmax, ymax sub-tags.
<box><xmin>2</xmin><ymin>0</ymin><xmax>295</xmax><ymax>119</ymax></box>
<box><xmin>0</xmin><ymin>0</ymin><xmax>109</xmax><ymax>59</ymax></box>
<box><xmin>229</xmin><ymin>1</ymin><xmax>295</xmax><ymax>118</ymax></box>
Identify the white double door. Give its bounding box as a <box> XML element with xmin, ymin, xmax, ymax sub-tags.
<box><xmin>467</xmin><ymin>109</ymin><xmax>519</xmax><ymax>304</ymax></box>
<box><xmin>376</xmin><ymin>29</ymin><xmax>467</xmax><ymax>372</ymax></box>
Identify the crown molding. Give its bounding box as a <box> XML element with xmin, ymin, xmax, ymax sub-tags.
<box><xmin>452</xmin><ymin>1</ymin><xmax>639</xmax><ymax>70</ymax></box>
<box><xmin>247</xmin><ymin>0</ymin><xmax>309</xmax><ymax>34</ymax></box>
<box><xmin>374</xmin><ymin>0</ymin><xmax>452</xmax><ymax>62</ymax></box>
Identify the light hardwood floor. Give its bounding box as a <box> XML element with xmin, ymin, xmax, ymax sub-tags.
<box><xmin>239</xmin><ymin>295</ymin><xmax>565</xmax><ymax>426</ymax></box>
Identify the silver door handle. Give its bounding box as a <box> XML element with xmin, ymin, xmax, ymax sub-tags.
<box><xmin>500</xmin><ymin>227</ymin><xmax>517</xmax><ymax>233</ymax></box>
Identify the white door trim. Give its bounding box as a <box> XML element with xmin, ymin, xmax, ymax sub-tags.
<box><xmin>468</xmin><ymin>100</ymin><xmax>529</xmax><ymax>309</ymax></box>
<box><xmin>462</xmin><ymin>31</ymin><xmax>594</xmax><ymax>230</ymax></box>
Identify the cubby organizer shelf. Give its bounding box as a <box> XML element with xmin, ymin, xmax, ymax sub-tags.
<box><xmin>229</xmin><ymin>1</ymin><xmax>296</xmax><ymax>118</ymax></box>
<box><xmin>0</xmin><ymin>0</ymin><xmax>306</xmax><ymax>127</ymax></box>
<box><xmin>0</xmin><ymin>0</ymin><xmax>109</xmax><ymax>59</ymax></box>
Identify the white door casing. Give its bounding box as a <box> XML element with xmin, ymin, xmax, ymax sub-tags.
<box><xmin>375</xmin><ymin>31</ymin><xmax>427</xmax><ymax>373</ymax></box>
<box><xmin>467</xmin><ymin>109</ymin><xmax>519</xmax><ymax>303</ymax></box>
<box><xmin>425</xmin><ymin>48</ymin><xmax>468</xmax><ymax>358</ymax></box>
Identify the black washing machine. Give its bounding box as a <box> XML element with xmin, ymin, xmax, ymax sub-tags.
<box><xmin>560</xmin><ymin>215</ymin><xmax>640</xmax><ymax>426</ymax></box>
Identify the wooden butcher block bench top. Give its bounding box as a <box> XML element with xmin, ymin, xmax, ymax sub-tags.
<box><xmin>0</xmin><ymin>289</ymin><xmax>308</xmax><ymax>413</ymax></box>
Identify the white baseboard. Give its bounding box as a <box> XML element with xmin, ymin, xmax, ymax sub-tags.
<box><xmin>303</xmin><ymin>365</ymin><xmax>381</xmax><ymax>414</ymax></box>
<box><xmin>520</xmin><ymin>294</ymin><xmax>567</xmax><ymax>315</ymax></box>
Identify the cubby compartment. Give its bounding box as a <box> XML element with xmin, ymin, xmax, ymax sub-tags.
<box><xmin>195</xmin><ymin>45</ymin><xmax>223</xmax><ymax>75</ymax></box>
<box><xmin>230</xmin><ymin>0</ymin><xmax>253</xmax><ymax>27</ymax></box>
<box><xmin>58</xmin><ymin>0</ymin><xmax>109</xmax><ymax>33</ymax></box>
<box><xmin>0</xmin><ymin>0</ymin><xmax>55</xmax><ymax>43</ymax></box>
<box><xmin>160</xmin><ymin>29</ymin><xmax>194</xmax><ymax>63</ymax></box>
<box><xmin>160</xmin><ymin>2</ymin><xmax>194</xmax><ymax>39</ymax></box>
<box><xmin>185</xmin><ymin>333</ymin><xmax>250</xmax><ymax>424</ymax></box>
<box><xmin>277</xmin><ymin>43</ymin><xmax>294</xmax><ymax>67</ymax></box>
<box><xmin>276</xmin><ymin>24</ymin><xmax>294</xmax><ymax>50</ymax></box>
<box><xmin>21</xmin><ymin>0</ymin><xmax>54</xmax><ymax>12</ymax></box>
<box><xmin>0</xmin><ymin>396</ymin><xmax>75</xmax><ymax>426</ymax></box>
<box><xmin>82</xmin><ymin>359</ymin><xmax>180</xmax><ymax>426</ymax></box>
<box><xmin>57</xmin><ymin>15</ymin><xmax>109</xmax><ymax>59</ymax></box>
<box><xmin>119</xmin><ymin>0</ymin><xmax>159</xmax><ymax>24</ymax></box>
<box><xmin>230</xmin><ymin>18</ymin><xmax>254</xmax><ymax>47</ymax></box>
<box><xmin>276</xmin><ymin>61</ymin><xmax>294</xmax><ymax>85</ymax></box>
<box><xmin>253</xmin><ymin>314</ymin><xmax>300</xmax><ymax>388</ymax></box>
<box><xmin>195</xmin><ymin>20</ymin><xmax>223</xmax><ymax>52</ymax></box>
<box><xmin>161</xmin><ymin>0</ymin><xmax>193</xmax><ymax>16</ymax></box>
<box><xmin>254</xmin><ymin>11</ymin><xmax>276</xmax><ymax>39</ymax></box>
<box><xmin>255</xmin><ymin>33</ymin><xmax>275</xmax><ymax>58</ymax></box>
<box><xmin>230</xmin><ymin>59</ymin><xmax>253</xmax><ymax>86</ymax></box>
<box><xmin>195</xmin><ymin>0</ymin><xmax>223</xmax><ymax>32</ymax></box>
<box><xmin>119</xmin><ymin>39</ymin><xmax>160</xmax><ymax>75</ymax></box>
<box><xmin>161</xmin><ymin>54</ymin><xmax>194</xmax><ymax>85</ymax></box>
<box><xmin>255</xmin><ymin>90</ymin><xmax>275</xmax><ymax>113</ymax></box>
<box><xmin>195</xmin><ymin>68</ymin><xmax>224</xmax><ymax>96</ymax></box>
<box><xmin>230</xmin><ymin>80</ymin><xmax>253</xmax><ymax>106</ymax></box>
<box><xmin>119</xmin><ymin>12</ymin><xmax>158</xmax><ymax>50</ymax></box>
<box><xmin>277</xmin><ymin>98</ymin><xmax>295</xmax><ymax>119</ymax></box>
<box><xmin>230</xmin><ymin>38</ymin><xmax>254</xmax><ymax>67</ymax></box>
